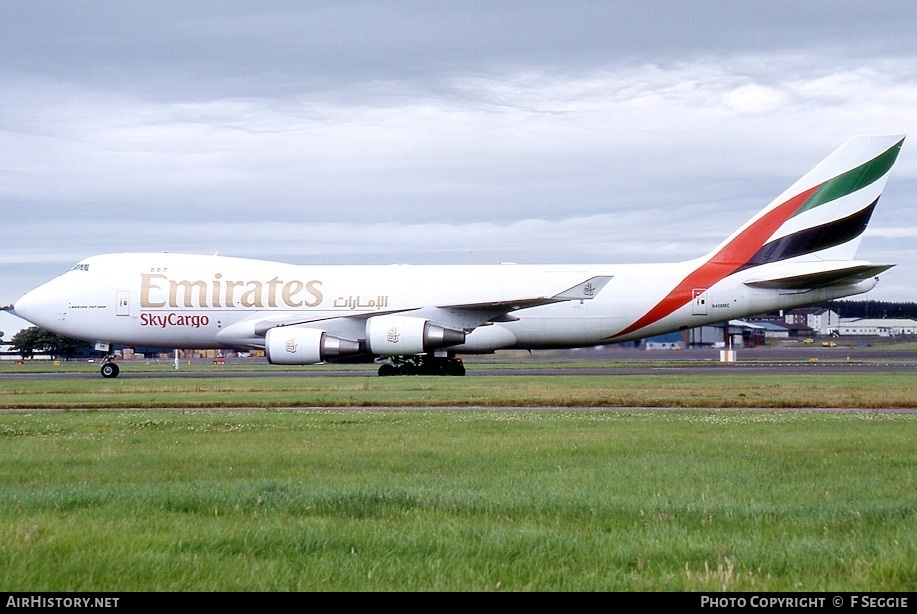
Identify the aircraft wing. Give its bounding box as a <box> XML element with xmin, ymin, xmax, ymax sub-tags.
<box><xmin>414</xmin><ymin>275</ymin><xmax>614</xmax><ymax>329</ymax></box>
<box><xmin>439</xmin><ymin>275</ymin><xmax>612</xmax><ymax>312</ymax></box>
<box><xmin>221</xmin><ymin>275</ymin><xmax>613</xmax><ymax>346</ymax></box>
<box><xmin>743</xmin><ymin>263</ymin><xmax>894</xmax><ymax>290</ymax></box>
<box><xmin>294</xmin><ymin>274</ymin><xmax>611</xmax><ymax>329</ymax></box>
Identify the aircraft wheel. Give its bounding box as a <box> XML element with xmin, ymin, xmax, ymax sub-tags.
<box><xmin>100</xmin><ymin>363</ymin><xmax>120</xmax><ymax>378</ymax></box>
<box><xmin>378</xmin><ymin>363</ymin><xmax>397</xmax><ymax>377</ymax></box>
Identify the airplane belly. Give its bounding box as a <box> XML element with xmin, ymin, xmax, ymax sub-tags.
<box><xmin>453</xmin><ymin>324</ymin><xmax>518</xmax><ymax>352</ymax></box>
<box><xmin>59</xmin><ymin>310</ymin><xmax>224</xmax><ymax>348</ymax></box>
<box><xmin>130</xmin><ymin>311</ymin><xmax>231</xmax><ymax>348</ymax></box>
<box><xmin>504</xmin><ymin>302</ymin><xmax>626</xmax><ymax>349</ymax></box>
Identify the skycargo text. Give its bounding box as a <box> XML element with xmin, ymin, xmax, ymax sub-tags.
<box><xmin>140</xmin><ymin>313</ymin><xmax>210</xmax><ymax>328</ymax></box>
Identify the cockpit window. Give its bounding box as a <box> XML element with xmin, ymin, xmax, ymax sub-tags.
<box><xmin>71</xmin><ymin>263</ymin><xmax>90</xmax><ymax>272</ymax></box>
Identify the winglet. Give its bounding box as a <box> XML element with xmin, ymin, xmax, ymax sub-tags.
<box><xmin>552</xmin><ymin>276</ymin><xmax>613</xmax><ymax>301</ymax></box>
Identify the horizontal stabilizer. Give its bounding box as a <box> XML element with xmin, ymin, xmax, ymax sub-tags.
<box><xmin>743</xmin><ymin>264</ymin><xmax>893</xmax><ymax>290</ymax></box>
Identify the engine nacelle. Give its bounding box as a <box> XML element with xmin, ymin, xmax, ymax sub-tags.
<box><xmin>265</xmin><ymin>327</ymin><xmax>362</xmax><ymax>365</ymax></box>
<box><xmin>366</xmin><ymin>315</ymin><xmax>465</xmax><ymax>356</ymax></box>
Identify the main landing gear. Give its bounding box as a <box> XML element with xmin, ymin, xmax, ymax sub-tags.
<box><xmin>377</xmin><ymin>355</ymin><xmax>466</xmax><ymax>376</ymax></box>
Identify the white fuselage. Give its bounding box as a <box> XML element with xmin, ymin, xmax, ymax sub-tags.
<box><xmin>13</xmin><ymin>252</ymin><xmax>876</xmax><ymax>354</ymax></box>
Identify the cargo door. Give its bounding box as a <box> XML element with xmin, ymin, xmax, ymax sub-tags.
<box><xmin>692</xmin><ymin>288</ymin><xmax>707</xmax><ymax>316</ymax></box>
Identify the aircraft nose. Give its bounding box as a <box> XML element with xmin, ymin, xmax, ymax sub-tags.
<box><xmin>12</xmin><ymin>283</ymin><xmax>60</xmax><ymax>328</ymax></box>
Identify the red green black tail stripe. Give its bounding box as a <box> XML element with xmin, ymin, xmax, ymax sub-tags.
<box><xmin>737</xmin><ymin>198</ymin><xmax>878</xmax><ymax>270</ymax></box>
<box><xmin>792</xmin><ymin>139</ymin><xmax>901</xmax><ymax>217</ymax></box>
<box><xmin>609</xmin><ymin>139</ymin><xmax>902</xmax><ymax>340</ymax></box>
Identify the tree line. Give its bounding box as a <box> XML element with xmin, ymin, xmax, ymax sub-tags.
<box><xmin>815</xmin><ymin>300</ymin><xmax>917</xmax><ymax>319</ymax></box>
<box><xmin>1</xmin><ymin>327</ymin><xmax>92</xmax><ymax>360</ymax></box>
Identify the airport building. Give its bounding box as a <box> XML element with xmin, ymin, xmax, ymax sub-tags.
<box><xmin>836</xmin><ymin>318</ymin><xmax>917</xmax><ymax>336</ymax></box>
<box><xmin>783</xmin><ymin>308</ymin><xmax>840</xmax><ymax>335</ymax></box>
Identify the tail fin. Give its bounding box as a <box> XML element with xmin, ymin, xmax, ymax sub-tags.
<box><xmin>611</xmin><ymin>135</ymin><xmax>904</xmax><ymax>339</ymax></box>
<box><xmin>705</xmin><ymin>134</ymin><xmax>905</xmax><ymax>268</ymax></box>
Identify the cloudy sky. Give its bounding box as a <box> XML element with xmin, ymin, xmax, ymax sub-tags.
<box><xmin>2</xmin><ymin>1</ymin><xmax>916</xmax><ymax>337</ymax></box>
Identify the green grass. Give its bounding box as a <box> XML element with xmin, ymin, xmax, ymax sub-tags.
<box><xmin>1</xmin><ymin>372</ymin><xmax>916</xmax><ymax>409</ymax></box>
<box><xmin>0</xmin><ymin>409</ymin><xmax>914</xmax><ymax>591</ymax></box>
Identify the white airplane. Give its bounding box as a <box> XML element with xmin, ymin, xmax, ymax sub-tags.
<box><xmin>6</xmin><ymin>134</ymin><xmax>905</xmax><ymax>377</ymax></box>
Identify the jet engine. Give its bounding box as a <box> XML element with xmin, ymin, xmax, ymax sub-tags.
<box><xmin>265</xmin><ymin>327</ymin><xmax>362</xmax><ymax>365</ymax></box>
<box><xmin>365</xmin><ymin>315</ymin><xmax>465</xmax><ymax>356</ymax></box>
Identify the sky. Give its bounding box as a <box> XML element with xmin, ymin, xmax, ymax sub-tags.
<box><xmin>2</xmin><ymin>1</ymin><xmax>916</xmax><ymax>338</ymax></box>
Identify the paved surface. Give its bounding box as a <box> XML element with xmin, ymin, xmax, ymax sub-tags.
<box><xmin>3</xmin><ymin>346</ymin><xmax>914</xmax><ymax>412</ymax></box>
<box><xmin>2</xmin><ymin>345</ymin><xmax>915</xmax><ymax>379</ymax></box>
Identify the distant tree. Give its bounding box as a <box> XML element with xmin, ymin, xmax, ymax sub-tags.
<box><xmin>54</xmin><ymin>335</ymin><xmax>93</xmax><ymax>360</ymax></box>
<box><xmin>10</xmin><ymin>326</ymin><xmax>92</xmax><ymax>360</ymax></box>
<box><xmin>818</xmin><ymin>300</ymin><xmax>917</xmax><ymax>319</ymax></box>
<box><xmin>10</xmin><ymin>327</ymin><xmax>44</xmax><ymax>359</ymax></box>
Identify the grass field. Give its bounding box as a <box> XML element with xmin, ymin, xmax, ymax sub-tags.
<box><xmin>1</xmin><ymin>370</ymin><xmax>916</xmax><ymax>410</ymax></box>
<box><xmin>1</xmin><ymin>360</ymin><xmax>914</xmax><ymax>591</ymax></box>
<box><xmin>0</xmin><ymin>408</ymin><xmax>913</xmax><ymax>591</ymax></box>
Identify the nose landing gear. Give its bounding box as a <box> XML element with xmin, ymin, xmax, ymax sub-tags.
<box><xmin>100</xmin><ymin>356</ymin><xmax>120</xmax><ymax>378</ymax></box>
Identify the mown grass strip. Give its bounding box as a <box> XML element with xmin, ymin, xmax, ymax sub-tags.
<box><xmin>2</xmin><ymin>372</ymin><xmax>916</xmax><ymax>409</ymax></box>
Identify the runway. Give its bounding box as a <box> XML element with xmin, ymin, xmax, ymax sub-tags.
<box><xmin>2</xmin><ymin>345</ymin><xmax>914</xmax><ymax>413</ymax></box>
<box><xmin>2</xmin><ymin>345</ymin><xmax>915</xmax><ymax>379</ymax></box>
